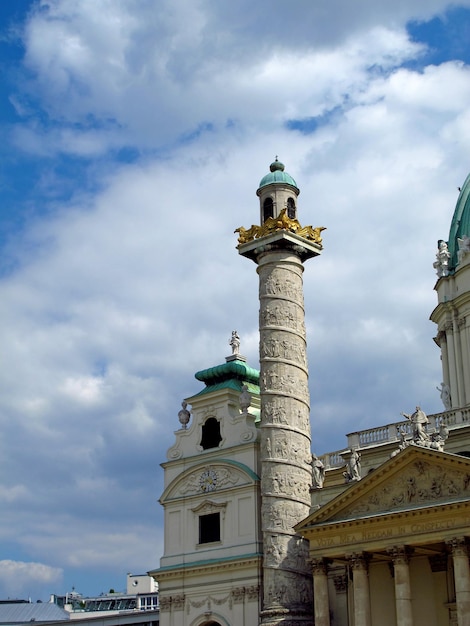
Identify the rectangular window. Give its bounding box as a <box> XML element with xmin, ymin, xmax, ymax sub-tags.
<box><xmin>199</xmin><ymin>512</ymin><xmax>220</xmax><ymax>544</ymax></box>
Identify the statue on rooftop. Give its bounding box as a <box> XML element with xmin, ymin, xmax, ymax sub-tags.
<box><xmin>437</xmin><ymin>382</ymin><xmax>452</xmax><ymax>411</ymax></box>
<box><xmin>311</xmin><ymin>454</ymin><xmax>325</xmax><ymax>489</ymax></box>
<box><xmin>401</xmin><ymin>406</ymin><xmax>429</xmax><ymax>444</ymax></box>
<box><xmin>458</xmin><ymin>235</ymin><xmax>470</xmax><ymax>264</ymax></box>
<box><xmin>343</xmin><ymin>449</ymin><xmax>361</xmax><ymax>483</ymax></box>
<box><xmin>230</xmin><ymin>330</ymin><xmax>240</xmax><ymax>355</ymax></box>
<box><xmin>433</xmin><ymin>240</ymin><xmax>451</xmax><ymax>277</ymax></box>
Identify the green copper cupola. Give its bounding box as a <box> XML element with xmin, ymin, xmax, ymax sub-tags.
<box><xmin>256</xmin><ymin>157</ymin><xmax>300</xmax><ymax>224</ymax></box>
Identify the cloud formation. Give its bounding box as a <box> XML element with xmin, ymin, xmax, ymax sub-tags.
<box><xmin>1</xmin><ymin>0</ymin><xmax>470</xmax><ymax>600</ymax></box>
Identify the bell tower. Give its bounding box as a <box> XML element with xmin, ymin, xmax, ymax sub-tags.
<box><xmin>236</xmin><ymin>159</ymin><xmax>325</xmax><ymax>626</ymax></box>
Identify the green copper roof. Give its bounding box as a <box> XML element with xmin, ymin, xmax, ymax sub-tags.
<box><xmin>448</xmin><ymin>172</ymin><xmax>470</xmax><ymax>270</ymax></box>
<box><xmin>258</xmin><ymin>158</ymin><xmax>298</xmax><ymax>190</ymax></box>
<box><xmin>195</xmin><ymin>359</ymin><xmax>260</xmax><ymax>387</ymax></box>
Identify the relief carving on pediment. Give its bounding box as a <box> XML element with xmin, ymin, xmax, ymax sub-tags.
<box><xmin>337</xmin><ymin>461</ymin><xmax>470</xmax><ymax>520</ymax></box>
<box><xmin>175</xmin><ymin>464</ymin><xmax>244</xmax><ymax>497</ymax></box>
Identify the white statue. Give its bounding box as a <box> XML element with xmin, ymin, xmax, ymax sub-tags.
<box><xmin>178</xmin><ymin>401</ymin><xmax>191</xmax><ymax>429</ymax></box>
<box><xmin>311</xmin><ymin>454</ymin><xmax>325</xmax><ymax>489</ymax></box>
<box><xmin>433</xmin><ymin>240</ymin><xmax>451</xmax><ymax>277</ymax></box>
<box><xmin>230</xmin><ymin>330</ymin><xmax>240</xmax><ymax>355</ymax></box>
<box><xmin>436</xmin><ymin>382</ymin><xmax>451</xmax><ymax>411</ymax></box>
<box><xmin>401</xmin><ymin>406</ymin><xmax>429</xmax><ymax>444</ymax></box>
<box><xmin>343</xmin><ymin>449</ymin><xmax>361</xmax><ymax>483</ymax></box>
<box><xmin>457</xmin><ymin>235</ymin><xmax>470</xmax><ymax>264</ymax></box>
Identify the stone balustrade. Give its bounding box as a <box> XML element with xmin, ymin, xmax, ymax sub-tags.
<box><xmin>320</xmin><ymin>408</ymin><xmax>470</xmax><ymax>469</ymax></box>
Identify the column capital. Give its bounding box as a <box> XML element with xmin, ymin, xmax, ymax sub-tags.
<box><xmin>347</xmin><ymin>552</ymin><xmax>370</xmax><ymax>572</ymax></box>
<box><xmin>447</xmin><ymin>537</ymin><xmax>469</xmax><ymax>557</ymax></box>
<box><xmin>387</xmin><ymin>545</ymin><xmax>412</xmax><ymax>565</ymax></box>
<box><xmin>311</xmin><ymin>557</ymin><xmax>329</xmax><ymax>575</ymax></box>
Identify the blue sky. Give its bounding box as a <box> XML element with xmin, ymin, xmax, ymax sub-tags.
<box><xmin>1</xmin><ymin>0</ymin><xmax>470</xmax><ymax>602</ymax></box>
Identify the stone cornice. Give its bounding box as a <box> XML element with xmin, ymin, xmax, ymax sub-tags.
<box><xmin>151</xmin><ymin>554</ymin><xmax>262</xmax><ymax>581</ymax></box>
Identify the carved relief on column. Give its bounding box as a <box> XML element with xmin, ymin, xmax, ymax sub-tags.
<box><xmin>263</xmin><ymin>429</ymin><xmax>313</xmax><ymax>468</ymax></box>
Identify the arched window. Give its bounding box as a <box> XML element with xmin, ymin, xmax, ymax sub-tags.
<box><xmin>200</xmin><ymin>417</ymin><xmax>222</xmax><ymax>450</ymax></box>
<box><xmin>263</xmin><ymin>197</ymin><xmax>274</xmax><ymax>222</ymax></box>
<box><xmin>287</xmin><ymin>197</ymin><xmax>296</xmax><ymax>219</ymax></box>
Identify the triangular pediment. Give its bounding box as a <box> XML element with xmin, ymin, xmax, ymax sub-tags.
<box><xmin>298</xmin><ymin>445</ymin><xmax>470</xmax><ymax>531</ymax></box>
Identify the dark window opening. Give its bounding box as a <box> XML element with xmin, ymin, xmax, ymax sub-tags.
<box><xmin>287</xmin><ymin>197</ymin><xmax>296</xmax><ymax>219</ymax></box>
<box><xmin>199</xmin><ymin>512</ymin><xmax>220</xmax><ymax>544</ymax></box>
<box><xmin>263</xmin><ymin>197</ymin><xmax>274</xmax><ymax>222</ymax></box>
<box><xmin>201</xmin><ymin>417</ymin><xmax>222</xmax><ymax>450</ymax></box>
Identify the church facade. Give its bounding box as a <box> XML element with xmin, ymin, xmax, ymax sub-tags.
<box><xmin>151</xmin><ymin>162</ymin><xmax>470</xmax><ymax>626</ymax></box>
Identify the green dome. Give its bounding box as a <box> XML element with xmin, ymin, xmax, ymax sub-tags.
<box><xmin>258</xmin><ymin>158</ymin><xmax>299</xmax><ymax>190</ymax></box>
<box><xmin>448</xmin><ymin>172</ymin><xmax>470</xmax><ymax>271</ymax></box>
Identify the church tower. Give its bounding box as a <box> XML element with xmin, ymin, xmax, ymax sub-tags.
<box><xmin>236</xmin><ymin>159</ymin><xmax>325</xmax><ymax>626</ymax></box>
<box><xmin>431</xmin><ymin>174</ymin><xmax>470</xmax><ymax>410</ymax></box>
<box><xmin>152</xmin><ymin>345</ymin><xmax>263</xmax><ymax>626</ymax></box>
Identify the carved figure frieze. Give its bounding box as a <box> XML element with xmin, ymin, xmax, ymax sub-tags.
<box><xmin>235</xmin><ymin>208</ymin><xmax>325</xmax><ymax>246</ymax></box>
<box><xmin>264</xmin><ymin>271</ymin><xmax>303</xmax><ymax>302</ymax></box>
<box><xmin>262</xmin><ymin>500</ymin><xmax>305</xmax><ymax>533</ymax></box>
<box><xmin>264</xmin><ymin>399</ymin><xmax>289</xmax><ymax>425</ymax></box>
<box><xmin>339</xmin><ymin>460</ymin><xmax>470</xmax><ymax>519</ymax></box>
<box><xmin>263</xmin><ymin>468</ymin><xmax>310</xmax><ymax>500</ymax></box>
<box><xmin>265</xmin><ymin>571</ymin><xmax>312</xmax><ymax>606</ymax></box>
<box><xmin>265</xmin><ymin>431</ymin><xmax>311</xmax><ymax>465</ymax></box>
<box><xmin>260</xmin><ymin>302</ymin><xmax>304</xmax><ymax>334</ymax></box>
<box><xmin>260</xmin><ymin>336</ymin><xmax>307</xmax><ymax>366</ymax></box>
<box><xmin>261</xmin><ymin>368</ymin><xmax>309</xmax><ymax>398</ymax></box>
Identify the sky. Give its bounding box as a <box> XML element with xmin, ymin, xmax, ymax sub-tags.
<box><xmin>1</xmin><ymin>0</ymin><xmax>470</xmax><ymax>602</ymax></box>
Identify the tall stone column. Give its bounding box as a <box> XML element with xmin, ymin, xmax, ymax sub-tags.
<box><xmin>257</xmin><ymin>248</ymin><xmax>313</xmax><ymax>625</ymax></box>
<box><xmin>312</xmin><ymin>558</ymin><xmax>330</xmax><ymax>626</ymax></box>
<box><xmin>237</xmin><ymin>159</ymin><xmax>324</xmax><ymax>625</ymax></box>
<box><xmin>349</xmin><ymin>553</ymin><xmax>372</xmax><ymax>626</ymax></box>
<box><xmin>448</xmin><ymin>538</ymin><xmax>470</xmax><ymax>626</ymax></box>
<box><xmin>388</xmin><ymin>546</ymin><xmax>413</xmax><ymax>626</ymax></box>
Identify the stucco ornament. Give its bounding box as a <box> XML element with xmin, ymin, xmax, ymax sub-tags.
<box><xmin>177</xmin><ymin>400</ymin><xmax>190</xmax><ymax>429</ymax></box>
<box><xmin>239</xmin><ymin>384</ymin><xmax>252</xmax><ymax>414</ymax></box>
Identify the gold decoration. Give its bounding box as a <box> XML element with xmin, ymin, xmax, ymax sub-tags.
<box><xmin>235</xmin><ymin>209</ymin><xmax>326</xmax><ymax>246</ymax></box>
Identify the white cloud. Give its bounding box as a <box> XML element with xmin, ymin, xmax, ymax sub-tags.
<box><xmin>2</xmin><ymin>0</ymin><xmax>470</xmax><ymax>599</ymax></box>
<box><xmin>0</xmin><ymin>560</ymin><xmax>62</xmax><ymax>597</ymax></box>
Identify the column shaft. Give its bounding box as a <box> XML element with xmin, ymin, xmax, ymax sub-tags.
<box><xmin>389</xmin><ymin>547</ymin><xmax>413</xmax><ymax>626</ymax></box>
<box><xmin>350</xmin><ymin>554</ymin><xmax>371</xmax><ymax>626</ymax></box>
<box><xmin>449</xmin><ymin>538</ymin><xmax>470</xmax><ymax>626</ymax></box>
<box><xmin>312</xmin><ymin>559</ymin><xmax>330</xmax><ymax>626</ymax></box>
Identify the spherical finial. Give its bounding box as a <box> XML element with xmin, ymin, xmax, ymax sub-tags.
<box><xmin>269</xmin><ymin>156</ymin><xmax>285</xmax><ymax>173</ymax></box>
